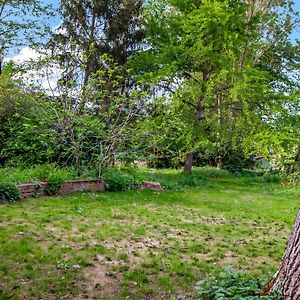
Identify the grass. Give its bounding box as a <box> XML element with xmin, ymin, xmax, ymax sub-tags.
<box><xmin>0</xmin><ymin>164</ymin><xmax>76</xmax><ymax>184</ymax></box>
<box><xmin>0</xmin><ymin>168</ymin><xmax>299</xmax><ymax>299</ymax></box>
<box><xmin>0</xmin><ymin>164</ymin><xmax>97</xmax><ymax>185</ymax></box>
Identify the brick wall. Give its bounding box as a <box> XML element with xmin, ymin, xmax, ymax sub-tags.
<box><xmin>59</xmin><ymin>179</ymin><xmax>105</xmax><ymax>195</ymax></box>
<box><xmin>17</xmin><ymin>182</ymin><xmax>49</xmax><ymax>198</ymax></box>
<box><xmin>16</xmin><ymin>179</ymin><xmax>105</xmax><ymax>199</ymax></box>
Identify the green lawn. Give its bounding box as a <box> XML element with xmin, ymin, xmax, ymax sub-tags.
<box><xmin>0</xmin><ymin>169</ymin><xmax>299</xmax><ymax>299</ymax></box>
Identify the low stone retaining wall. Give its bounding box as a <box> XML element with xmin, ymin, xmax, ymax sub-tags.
<box><xmin>17</xmin><ymin>182</ymin><xmax>49</xmax><ymax>198</ymax></box>
<box><xmin>59</xmin><ymin>179</ymin><xmax>105</xmax><ymax>195</ymax></box>
<box><xmin>17</xmin><ymin>179</ymin><xmax>105</xmax><ymax>199</ymax></box>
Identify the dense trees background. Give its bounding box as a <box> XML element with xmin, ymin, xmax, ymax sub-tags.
<box><xmin>0</xmin><ymin>0</ymin><xmax>299</xmax><ymax>175</ymax></box>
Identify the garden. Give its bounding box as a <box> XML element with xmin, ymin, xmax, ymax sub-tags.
<box><xmin>1</xmin><ymin>0</ymin><xmax>300</xmax><ymax>299</ymax></box>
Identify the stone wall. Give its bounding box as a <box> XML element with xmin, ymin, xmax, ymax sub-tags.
<box><xmin>17</xmin><ymin>182</ymin><xmax>49</xmax><ymax>198</ymax></box>
<box><xmin>16</xmin><ymin>179</ymin><xmax>105</xmax><ymax>199</ymax></box>
<box><xmin>59</xmin><ymin>179</ymin><xmax>105</xmax><ymax>195</ymax></box>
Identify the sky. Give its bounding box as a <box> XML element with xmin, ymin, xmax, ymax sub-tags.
<box><xmin>10</xmin><ymin>0</ymin><xmax>300</xmax><ymax>57</ymax></box>
<box><xmin>44</xmin><ymin>0</ymin><xmax>61</xmax><ymax>29</ymax></box>
<box><xmin>290</xmin><ymin>1</ymin><xmax>300</xmax><ymax>42</ymax></box>
<box><xmin>43</xmin><ymin>0</ymin><xmax>300</xmax><ymax>41</ymax></box>
<box><xmin>6</xmin><ymin>0</ymin><xmax>300</xmax><ymax>93</ymax></box>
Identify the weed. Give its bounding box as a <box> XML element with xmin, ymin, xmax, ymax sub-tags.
<box><xmin>195</xmin><ymin>266</ymin><xmax>282</xmax><ymax>299</ymax></box>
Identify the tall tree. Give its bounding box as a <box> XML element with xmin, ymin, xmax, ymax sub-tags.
<box><xmin>262</xmin><ymin>207</ymin><xmax>300</xmax><ymax>299</ymax></box>
<box><xmin>51</xmin><ymin>0</ymin><xmax>145</xmax><ymax>95</ymax></box>
<box><xmin>137</xmin><ymin>0</ymin><xmax>300</xmax><ymax>173</ymax></box>
<box><xmin>34</xmin><ymin>0</ymin><xmax>147</xmax><ymax>172</ymax></box>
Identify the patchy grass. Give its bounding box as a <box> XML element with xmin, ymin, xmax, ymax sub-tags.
<box><xmin>0</xmin><ymin>168</ymin><xmax>299</xmax><ymax>299</ymax></box>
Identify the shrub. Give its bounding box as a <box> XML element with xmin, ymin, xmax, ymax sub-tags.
<box><xmin>44</xmin><ymin>168</ymin><xmax>70</xmax><ymax>195</ymax></box>
<box><xmin>0</xmin><ymin>182</ymin><xmax>21</xmax><ymax>202</ymax></box>
<box><xmin>282</xmin><ymin>172</ymin><xmax>300</xmax><ymax>187</ymax></box>
<box><xmin>103</xmin><ymin>168</ymin><xmax>143</xmax><ymax>191</ymax></box>
<box><xmin>196</xmin><ymin>267</ymin><xmax>282</xmax><ymax>300</ymax></box>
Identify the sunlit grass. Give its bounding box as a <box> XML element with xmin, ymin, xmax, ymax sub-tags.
<box><xmin>0</xmin><ymin>168</ymin><xmax>299</xmax><ymax>299</ymax></box>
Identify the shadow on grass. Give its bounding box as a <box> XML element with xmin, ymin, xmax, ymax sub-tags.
<box><xmin>136</xmin><ymin>167</ymin><xmax>281</xmax><ymax>191</ymax></box>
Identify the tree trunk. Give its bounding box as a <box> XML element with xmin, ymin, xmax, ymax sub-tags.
<box><xmin>216</xmin><ymin>93</ymin><xmax>223</xmax><ymax>169</ymax></box>
<box><xmin>184</xmin><ymin>153</ymin><xmax>193</xmax><ymax>175</ymax></box>
<box><xmin>263</xmin><ymin>208</ymin><xmax>300</xmax><ymax>299</ymax></box>
<box><xmin>0</xmin><ymin>55</ymin><xmax>3</xmax><ymax>75</ymax></box>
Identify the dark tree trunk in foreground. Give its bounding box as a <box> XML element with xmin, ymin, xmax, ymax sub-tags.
<box><xmin>263</xmin><ymin>209</ymin><xmax>300</xmax><ymax>299</ymax></box>
<box><xmin>184</xmin><ymin>153</ymin><xmax>193</xmax><ymax>174</ymax></box>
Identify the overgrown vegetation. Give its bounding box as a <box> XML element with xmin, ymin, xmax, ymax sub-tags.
<box><xmin>0</xmin><ymin>182</ymin><xmax>20</xmax><ymax>203</ymax></box>
<box><xmin>196</xmin><ymin>267</ymin><xmax>281</xmax><ymax>299</ymax></box>
<box><xmin>0</xmin><ymin>0</ymin><xmax>299</xmax><ymax>298</ymax></box>
<box><xmin>0</xmin><ymin>165</ymin><xmax>286</xmax><ymax>193</ymax></box>
<box><xmin>103</xmin><ymin>168</ymin><xmax>143</xmax><ymax>191</ymax></box>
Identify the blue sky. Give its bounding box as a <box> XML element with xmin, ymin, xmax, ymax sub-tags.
<box><xmin>8</xmin><ymin>0</ymin><xmax>300</xmax><ymax>61</ymax></box>
<box><xmin>291</xmin><ymin>1</ymin><xmax>300</xmax><ymax>41</ymax></box>
<box><xmin>44</xmin><ymin>0</ymin><xmax>300</xmax><ymax>41</ymax></box>
<box><xmin>44</xmin><ymin>0</ymin><xmax>60</xmax><ymax>28</ymax></box>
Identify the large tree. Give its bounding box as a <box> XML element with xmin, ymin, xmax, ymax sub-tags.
<box><xmin>50</xmin><ymin>0</ymin><xmax>145</xmax><ymax>94</ymax></box>
<box><xmin>16</xmin><ymin>0</ymin><xmax>148</xmax><ymax>172</ymax></box>
<box><xmin>262</xmin><ymin>207</ymin><xmax>300</xmax><ymax>299</ymax></box>
<box><xmin>136</xmin><ymin>0</ymin><xmax>300</xmax><ymax>173</ymax></box>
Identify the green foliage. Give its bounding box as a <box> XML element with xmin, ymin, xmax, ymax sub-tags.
<box><xmin>0</xmin><ymin>290</ymin><xmax>9</xmax><ymax>300</ymax></box>
<box><xmin>0</xmin><ymin>164</ymin><xmax>75</xmax><ymax>185</ymax></box>
<box><xmin>282</xmin><ymin>172</ymin><xmax>300</xmax><ymax>187</ymax></box>
<box><xmin>103</xmin><ymin>168</ymin><xmax>143</xmax><ymax>191</ymax></box>
<box><xmin>44</xmin><ymin>170</ymin><xmax>67</xmax><ymax>195</ymax></box>
<box><xmin>0</xmin><ymin>164</ymin><xmax>73</xmax><ymax>196</ymax></box>
<box><xmin>0</xmin><ymin>182</ymin><xmax>20</xmax><ymax>203</ymax></box>
<box><xmin>222</xmin><ymin>150</ymin><xmax>247</xmax><ymax>174</ymax></box>
<box><xmin>0</xmin><ymin>0</ymin><xmax>299</xmax><ymax>182</ymax></box>
<box><xmin>196</xmin><ymin>267</ymin><xmax>282</xmax><ymax>300</ymax></box>
<box><xmin>58</xmin><ymin>0</ymin><xmax>144</xmax><ymax>67</ymax></box>
<box><xmin>137</xmin><ymin>0</ymin><xmax>300</xmax><ymax>173</ymax></box>
<box><xmin>136</xmin><ymin>167</ymin><xmax>282</xmax><ymax>191</ymax></box>
<box><xmin>0</xmin><ymin>73</ymin><xmax>58</xmax><ymax>167</ymax></box>
<box><xmin>136</xmin><ymin>168</ymin><xmax>229</xmax><ymax>191</ymax></box>
<box><xmin>0</xmin><ymin>0</ymin><xmax>55</xmax><ymax>61</ymax></box>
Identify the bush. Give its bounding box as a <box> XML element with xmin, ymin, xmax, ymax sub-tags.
<box><xmin>0</xmin><ymin>182</ymin><xmax>21</xmax><ymax>202</ymax></box>
<box><xmin>282</xmin><ymin>172</ymin><xmax>300</xmax><ymax>187</ymax></box>
<box><xmin>103</xmin><ymin>168</ymin><xmax>143</xmax><ymax>191</ymax></box>
<box><xmin>45</xmin><ymin>168</ymin><xmax>70</xmax><ymax>195</ymax></box>
<box><xmin>196</xmin><ymin>267</ymin><xmax>281</xmax><ymax>300</ymax></box>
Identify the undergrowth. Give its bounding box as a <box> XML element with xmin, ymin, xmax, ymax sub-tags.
<box><xmin>0</xmin><ymin>165</ymin><xmax>296</xmax><ymax>193</ymax></box>
<box><xmin>0</xmin><ymin>182</ymin><xmax>21</xmax><ymax>202</ymax></box>
<box><xmin>196</xmin><ymin>267</ymin><xmax>282</xmax><ymax>300</ymax></box>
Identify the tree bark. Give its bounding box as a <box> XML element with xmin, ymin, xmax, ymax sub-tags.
<box><xmin>216</xmin><ymin>93</ymin><xmax>223</xmax><ymax>169</ymax></box>
<box><xmin>184</xmin><ymin>153</ymin><xmax>193</xmax><ymax>175</ymax></box>
<box><xmin>263</xmin><ymin>208</ymin><xmax>300</xmax><ymax>299</ymax></box>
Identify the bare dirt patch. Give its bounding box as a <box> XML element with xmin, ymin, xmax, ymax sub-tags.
<box><xmin>77</xmin><ymin>255</ymin><xmax>122</xmax><ymax>300</ymax></box>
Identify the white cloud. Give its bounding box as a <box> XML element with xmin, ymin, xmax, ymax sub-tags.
<box><xmin>6</xmin><ymin>46</ymin><xmax>62</xmax><ymax>95</ymax></box>
<box><xmin>9</xmin><ymin>46</ymin><xmax>41</xmax><ymax>63</ymax></box>
<box><xmin>52</xmin><ymin>23</ymin><xmax>67</xmax><ymax>35</ymax></box>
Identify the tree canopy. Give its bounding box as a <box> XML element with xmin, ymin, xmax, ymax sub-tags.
<box><xmin>0</xmin><ymin>0</ymin><xmax>299</xmax><ymax>174</ymax></box>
